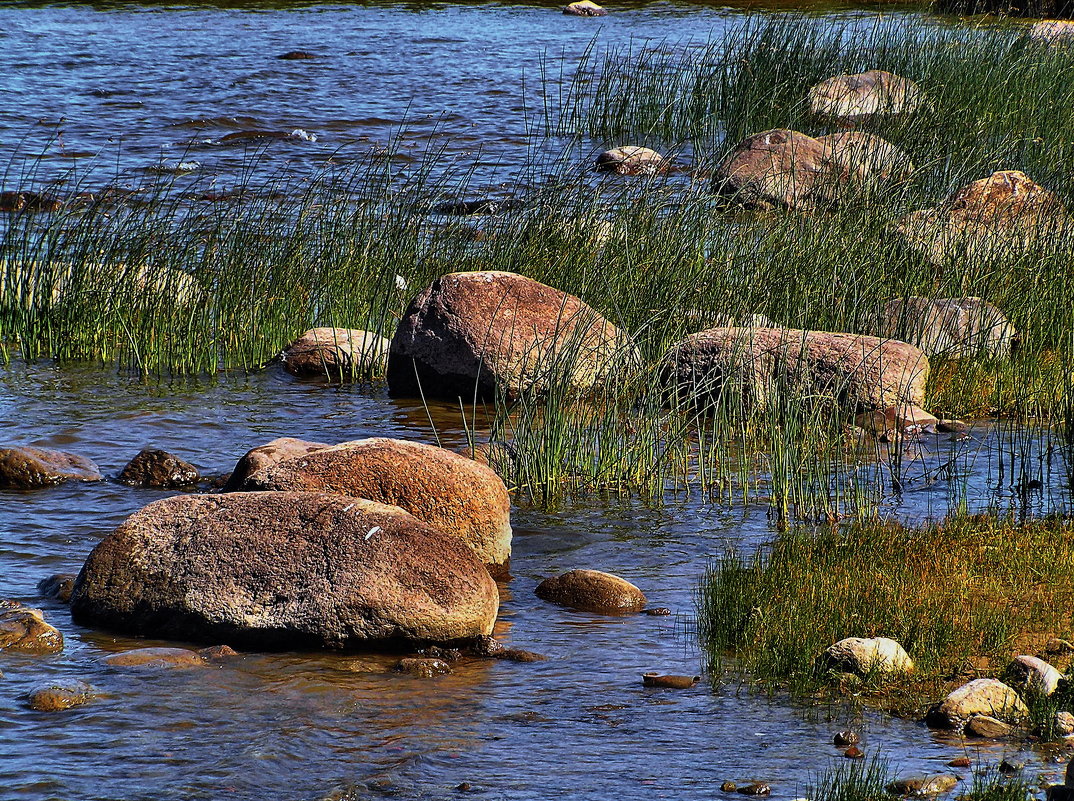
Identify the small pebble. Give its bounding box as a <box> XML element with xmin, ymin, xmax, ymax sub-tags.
<box><xmin>844</xmin><ymin>746</ymin><xmax>864</xmax><ymax>759</ymax></box>
<box><xmin>948</xmin><ymin>757</ymin><xmax>971</xmax><ymax>768</ymax></box>
<box><xmin>644</xmin><ymin>607</ymin><xmax>672</xmax><ymax>616</ymax></box>
<box><xmin>722</xmin><ymin>782</ymin><xmax>738</xmax><ymax>792</ymax></box>
<box><xmin>999</xmin><ymin>759</ymin><xmax>1024</xmax><ymax>775</ymax></box>
<box><xmin>834</xmin><ymin>731</ymin><xmax>860</xmax><ymax>746</ymax></box>
<box><xmin>455</xmin><ymin>782</ymin><xmax>472</xmax><ymax>792</ymax></box>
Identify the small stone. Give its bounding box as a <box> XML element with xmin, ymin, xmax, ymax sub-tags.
<box><xmin>395</xmin><ymin>657</ymin><xmax>452</xmax><ymax>677</ymax></box>
<box><xmin>277</xmin><ymin>51</ymin><xmax>316</xmax><ymax>59</ymax></box>
<box><xmin>844</xmin><ymin>746</ymin><xmax>865</xmax><ymax>759</ymax></box>
<box><xmin>965</xmin><ymin>714</ymin><xmax>1013</xmax><ymax>738</ymax></box>
<box><xmin>936</xmin><ymin>420</ymin><xmax>969</xmax><ymax>434</ymax></box>
<box><xmin>998</xmin><ymin>760</ymin><xmax>1024</xmax><ymax>775</ymax></box>
<box><xmin>737</xmin><ymin>783</ymin><xmax>771</xmax><ymax>796</ymax></box>
<box><xmin>834</xmin><ymin>730</ymin><xmax>860</xmax><ymax>746</ymax></box>
<box><xmin>1055</xmin><ymin>711</ymin><xmax>1074</xmax><ymax>737</ymax></box>
<box><xmin>38</xmin><ymin>573</ymin><xmax>76</xmax><ymax>604</ymax></box>
<box><xmin>886</xmin><ymin>775</ymin><xmax>959</xmax><ymax>796</ymax></box>
<box><xmin>102</xmin><ymin>647</ymin><xmax>208</xmax><ymax>669</ymax></box>
<box><xmin>26</xmin><ymin>679</ymin><xmax>95</xmax><ymax>711</ymax></box>
<box><xmin>497</xmin><ymin>647</ymin><xmax>547</xmax><ymax>663</ymax></box>
<box><xmin>641</xmin><ymin>672</ymin><xmax>700</xmax><ymax>689</ymax></box>
<box><xmin>0</xmin><ymin>603</ymin><xmax>63</xmax><ymax>654</ymax></box>
<box><xmin>644</xmin><ymin>607</ymin><xmax>672</xmax><ymax>616</ymax></box>
<box><xmin>455</xmin><ymin>783</ymin><xmax>472</xmax><ymax>792</ymax></box>
<box><xmin>117</xmin><ymin>448</ymin><xmax>199</xmax><ymax>489</ymax></box>
<box><xmin>563</xmin><ymin>0</ymin><xmax>607</xmax><ymax>15</ymax></box>
<box><xmin>595</xmin><ymin>146</ymin><xmax>668</xmax><ymax>176</ymax></box>
<box><xmin>722</xmin><ymin>782</ymin><xmax>738</xmax><ymax>792</ymax></box>
<box><xmin>197</xmin><ymin>645</ymin><xmax>239</xmax><ymax>661</ymax></box>
<box><xmin>947</xmin><ymin>758</ymin><xmax>971</xmax><ymax>768</ymax></box>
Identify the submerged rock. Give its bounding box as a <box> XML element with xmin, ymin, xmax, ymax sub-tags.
<box><xmin>117</xmin><ymin>448</ymin><xmax>200</xmax><ymax>489</ymax></box>
<box><xmin>26</xmin><ymin>679</ymin><xmax>95</xmax><ymax>711</ymax></box>
<box><xmin>897</xmin><ymin>170</ymin><xmax>1067</xmax><ymax>265</ymax></box>
<box><xmin>965</xmin><ymin>714</ymin><xmax>1014</xmax><ymax>738</ymax></box>
<box><xmin>0</xmin><ymin>602</ymin><xmax>64</xmax><ymax>654</ymax></box>
<box><xmin>277</xmin><ymin>50</ymin><xmax>317</xmax><ymax>59</ymax></box>
<box><xmin>564</xmin><ymin>0</ymin><xmax>608</xmax><ymax>14</ymax></box>
<box><xmin>659</xmin><ymin>327</ymin><xmax>929</xmax><ymax>415</ymax></box>
<box><xmin>0</xmin><ymin>446</ymin><xmax>102</xmax><ymax>490</ymax></box>
<box><xmin>595</xmin><ymin>146</ymin><xmax>668</xmax><ymax>176</ymax></box>
<box><xmin>70</xmin><ymin>492</ymin><xmax>499</xmax><ymax>649</ymax></box>
<box><xmin>824</xmin><ymin>637</ymin><xmax>914</xmax><ymax>675</ymax></box>
<box><xmin>387</xmin><ymin>270</ymin><xmax>637</xmax><ymax>401</ymax></box>
<box><xmin>737</xmin><ymin>782</ymin><xmax>771</xmax><ymax>796</ymax></box>
<box><xmin>807</xmin><ymin>70</ymin><xmax>926</xmax><ymax>123</ymax></box>
<box><xmin>395</xmin><ymin>657</ymin><xmax>452</xmax><ymax>677</ymax></box>
<box><xmin>221</xmin><ymin>436</ymin><xmax>329</xmax><ymax>492</ymax></box>
<box><xmin>279</xmin><ymin>327</ymin><xmax>390</xmax><ymax>380</ymax></box>
<box><xmin>535</xmin><ymin>569</ymin><xmax>647</xmax><ymax>614</ymax></box>
<box><xmin>1006</xmin><ymin>654</ymin><xmax>1064</xmax><ymax>696</ymax></box>
<box><xmin>878</xmin><ymin>297</ymin><xmax>1017</xmax><ymax>360</ymax></box>
<box><xmin>38</xmin><ymin>573</ymin><xmax>76</xmax><ymax>604</ymax></box>
<box><xmin>886</xmin><ymin>774</ymin><xmax>959</xmax><ymax>796</ymax></box>
<box><xmin>101</xmin><ymin>647</ymin><xmax>208</xmax><ymax>668</ymax></box>
<box><xmin>833</xmin><ymin>731</ymin><xmax>860</xmax><ymax>746</ymax></box>
<box><xmin>642</xmin><ymin>672</ymin><xmax>699</xmax><ymax>689</ymax></box>
<box><xmin>235</xmin><ymin>437</ymin><xmax>512</xmax><ymax>576</ymax></box>
<box><xmin>928</xmin><ymin>678</ymin><xmax>1028</xmax><ymax>730</ymax></box>
<box><xmin>855</xmin><ymin>404</ymin><xmax>943</xmax><ymax>439</ymax></box>
<box><xmin>0</xmin><ymin>191</ymin><xmax>63</xmax><ymax>214</ymax></box>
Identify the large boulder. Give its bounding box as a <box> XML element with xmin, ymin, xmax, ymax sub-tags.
<box><xmin>0</xmin><ymin>602</ymin><xmax>64</xmax><ymax>654</ymax></box>
<box><xmin>280</xmin><ymin>327</ymin><xmax>390</xmax><ymax>380</ymax></box>
<box><xmin>387</xmin><ymin>271</ymin><xmax>637</xmax><ymax>400</ymax></box>
<box><xmin>928</xmin><ymin>678</ymin><xmax>1028</xmax><ymax>729</ymax></box>
<box><xmin>118</xmin><ymin>448</ymin><xmax>199</xmax><ymax>488</ymax></box>
<box><xmin>221</xmin><ymin>437</ymin><xmax>328</xmax><ymax>492</ymax></box>
<box><xmin>897</xmin><ymin>170</ymin><xmax>1068</xmax><ymax>265</ymax></box>
<box><xmin>712</xmin><ymin>129</ymin><xmax>847</xmax><ymax>210</ymax></box>
<box><xmin>807</xmin><ymin>70</ymin><xmax>926</xmax><ymax>123</ymax></box>
<box><xmin>535</xmin><ymin>569</ymin><xmax>647</xmax><ymax>614</ymax></box>
<box><xmin>0</xmin><ymin>446</ymin><xmax>102</xmax><ymax>490</ymax></box>
<box><xmin>70</xmin><ymin>492</ymin><xmax>499</xmax><ymax>649</ymax></box>
<box><xmin>816</xmin><ymin>132</ymin><xmax>915</xmax><ymax>184</ymax></box>
<box><xmin>235</xmin><ymin>437</ymin><xmax>513</xmax><ymax>576</ymax></box>
<box><xmin>1006</xmin><ymin>654</ymin><xmax>1064</xmax><ymax>696</ymax></box>
<box><xmin>824</xmin><ymin>636</ymin><xmax>914</xmax><ymax>675</ymax></box>
<box><xmin>659</xmin><ymin>327</ymin><xmax>929</xmax><ymax>414</ymax></box>
<box><xmin>878</xmin><ymin>297</ymin><xmax>1017</xmax><ymax>360</ymax></box>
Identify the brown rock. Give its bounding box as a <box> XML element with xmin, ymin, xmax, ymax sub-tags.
<box><xmin>965</xmin><ymin>714</ymin><xmax>1014</xmax><ymax>738</ymax></box>
<box><xmin>0</xmin><ymin>446</ymin><xmax>102</xmax><ymax>490</ymax></box>
<box><xmin>817</xmin><ymin>131</ymin><xmax>915</xmax><ymax>183</ymax></box>
<box><xmin>1046</xmin><ymin>638</ymin><xmax>1074</xmax><ymax>654</ymax></box>
<box><xmin>535</xmin><ymin>569</ymin><xmax>647</xmax><ymax>614</ymax></box>
<box><xmin>0</xmin><ymin>602</ymin><xmax>63</xmax><ymax>654</ymax></box>
<box><xmin>737</xmin><ymin>783</ymin><xmax>771</xmax><ymax>796</ymax></box>
<box><xmin>117</xmin><ymin>448</ymin><xmax>199</xmax><ymax>488</ymax></box>
<box><xmin>395</xmin><ymin>657</ymin><xmax>452</xmax><ymax>677</ymax></box>
<box><xmin>277</xmin><ymin>50</ymin><xmax>317</xmax><ymax>59</ymax></box>
<box><xmin>844</xmin><ymin>746</ymin><xmax>865</xmax><ymax>759</ymax></box>
<box><xmin>280</xmin><ymin>327</ymin><xmax>390</xmax><ymax>380</ymax></box>
<box><xmin>641</xmin><ymin>672</ymin><xmax>700</xmax><ymax>688</ymax></box>
<box><xmin>595</xmin><ymin>146</ymin><xmax>667</xmax><ymax>175</ymax></box>
<box><xmin>26</xmin><ymin>679</ymin><xmax>95</xmax><ymax>711</ymax></box>
<box><xmin>563</xmin><ymin>0</ymin><xmax>607</xmax><ymax>14</ymax></box>
<box><xmin>221</xmin><ymin>436</ymin><xmax>328</xmax><ymax>492</ymax></box>
<box><xmin>197</xmin><ymin>644</ymin><xmax>239</xmax><ymax>661</ymax></box>
<box><xmin>496</xmin><ymin>647</ymin><xmax>548</xmax><ymax>662</ymax></box>
<box><xmin>879</xmin><ymin>297</ymin><xmax>1017</xmax><ymax>359</ymax></box>
<box><xmin>722</xmin><ymin>782</ymin><xmax>738</xmax><ymax>792</ymax></box>
<box><xmin>713</xmin><ymin>129</ymin><xmax>847</xmax><ymax>210</ymax></box>
<box><xmin>70</xmin><ymin>492</ymin><xmax>499</xmax><ymax>649</ymax></box>
<box><xmin>855</xmin><ymin>404</ymin><xmax>940</xmax><ymax>437</ymax></box>
<box><xmin>387</xmin><ymin>271</ymin><xmax>637</xmax><ymax>401</ymax></box>
<box><xmin>235</xmin><ymin>437</ymin><xmax>512</xmax><ymax>575</ymax></box>
<box><xmin>38</xmin><ymin>573</ymin><xmax>76</xmax><ymax>604</ymax></box>
<box><xmin>897</xmin><ymin>170</ymin><xmax>1067</xmax><ymax>265</ymax></box>
<box><xmin>660</xmin><ymin>327</ymin><xmax>929</xmax><ymax>414</ymax></box>
<box><xmin>101</xmin><ymin>647</ymin><xmax>208</xmax><ymax>668</ymax></box>
<box><xmin>886</xmin><ymin>775</ymin><xmax>958</xmax><ymax>796</ymax></box>
<box><xmin>808</xmin><ymin>70</ymin><xmax>926</xmax><ymax>123</ymax></box>
<box><xmin>947</xmin><ymin>757</ymin><xmax>971</xmax><ymax>768</ymax></box>
<box><xmin>644</xmin><ymin>607</ymin><xmax>672</xmax><ymax>616</ymax></box>
<box><xmin>0</xmin><ymin>191</ymin><xmax>64</xmax><ymax>214</ymax></box>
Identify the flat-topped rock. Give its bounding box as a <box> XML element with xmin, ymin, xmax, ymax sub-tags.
<box><xmin>0</xmin><ymin>446</ymin><xmax>102</xmax><ymax>490</ymax></box>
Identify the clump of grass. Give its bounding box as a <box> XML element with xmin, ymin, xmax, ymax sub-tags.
<box><xmin>697</xmin><ymin>514</ymin><xmax>1074</xmax><ymax>711</ymax></box>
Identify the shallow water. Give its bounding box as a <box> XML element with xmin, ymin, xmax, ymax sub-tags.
<box><xmin>1</xmin><ymin>363</ymin><xmax>1070</xmax><ymax>800</ymax></box>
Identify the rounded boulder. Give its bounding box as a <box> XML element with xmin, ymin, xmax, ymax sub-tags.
<box><xmin>928</xmin><ymin>678</ymin><xmax>1028</xmax><ymax>730</ymax></box>
<box><xmin>535</xmin><ymin>569</ymin><xmax>647</xmax><ymax>614</ymax></box>
<box><xmin>0</xmin><ymin>446</ymin><xmax>102</xmax><ymax>490</ymax></box>
<box><xmin>70</xmin><ymin>492</ymin><xmax>499</xmax><ymax>649</ymax></box>
<box><xmin>824</xmin><ymin>636</ymin><xmax>914</xmax><ymax>675</ymax></box>
<box><xmin>280</xmin><ymin>327</ymin><xmax>390</xmax><ymax>380</ymax></box>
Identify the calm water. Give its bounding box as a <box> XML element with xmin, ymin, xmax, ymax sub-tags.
<box><xmin>1</xmin><ymin>2</ymin><xmax>1070</xmax><ymax>799</ymax></box>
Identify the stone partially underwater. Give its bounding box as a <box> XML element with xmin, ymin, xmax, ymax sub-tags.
<box><xmin>70</xmin><ymin>492</ymin><xmax>499</xmax><ymax>649</ymax></box>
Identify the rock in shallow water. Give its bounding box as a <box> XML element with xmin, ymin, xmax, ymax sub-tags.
<box><xmin>886</xmin><ymin>775</ymin><xmax>959</xmax><ymax>796</ymax></box>
<box><xmin>928</xmin><ymin>678</ymin><xmax>1028</xmax><ymax>730</ymax></box>
<box><xmin>0</xmin><ymin>446</ymin><xmax>102</xmax><ymax>490</ymax></box>
<box><xmin>221</xmin><ymin>436</ymin><xmax>328</xmax><ymax>492</ymax></box>
<box><xmin>965</xmin><ymin>714</ymin><xmax>1013</xmax><ymax>738</ymax></box>
<box><xmin>535</xmin><ymin>569</ymin><xmax>647</xmax><ymax>614</ymax></box>
<box><xmin>279</xmin><ymin>327</ymin><xmax>390</xmax><ymax>380</ymax></box>
<box><xmin>235</xmin><ymin>437</ymin><xmax>512</xmax><ymax>577</ymax></box>
<box><xmin>38</xmin><ymin>573</ymin><xmax>76</xmax><ymax>604</ymax></box>
<box><xmin>563</xmin><ymin>0</ymin><xmax>608</xmax><ymax>14</ymax></box>
<box><xmin>641</xmin><ymin>672</ymin><xmax>699</xmax><ymax>689</ymax></box>
<box><xmin>0</xmin><ymin>602</ymin><xmax>63</xmax><ymax>654</ymax></box>
<box><xmin>26</xmin><ymin>679</ymin><xmax>95</xmax><ymax>711</ymax></box>
<box><xmin>117</xmin><ymin>448</ymin><xmax>199</xmax><ymax>489</ymax></box>
<box><xmin>595</xmin><ymin>146</ymin><xmax>667</xmax><ymax>175</ymax></box>
<box><xmin>70</xmin><ymin>492</ymin><xmax>499</xmax><ymax>649</ymax></box>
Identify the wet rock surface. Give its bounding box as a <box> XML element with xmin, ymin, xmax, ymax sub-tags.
<box><xmin>395</xmin><ymin>657</ymin><xmax>453</xmax><ymax>677</ymax></box>
<box><xmin>595</xmin><ymin>146</ymin><xmax>667</xmax><ymax>175</ymax></box>
<box><xmin>0</xmin><ymin>602</ymin><xmax>64</xmax><ymax>654</ymax></box>
<box><xmin>37</xmin><ymin>573</ymin><xmax>76</xmax><ymax>604</ymax></box>
<box><xmin>886</xmin><ymin>774</ymin><xmax>959</xmax><ymax>796</ymax></box>
<box><xmin>387</xmin><ymin>270</ymin><xmax>637</xmax><ymax>401</ymax></box>
<box><xmin>26</xmin><ymin>679</ymin><xmax>96</xmax><ymax>711</ymax></box>
<box><xmin>641</xmin><ymin>672</ymin><xmax>699</xmax><ymax>688</ymax></box>
<box><xmin>0</xmin><ymin>446</ymin><xmax>102</xmax><ymax>490</ymax></box>
<box><xmin>101</xmin><ymin>647</ymin><xmax>209</xmax><ymax>668</ymax></box>
<box><xmin>535</xmin><ymin>569</ymin><xmax>647</xmax><ymax>614</ymax></box>
<box><xmin>117</xmin><ymin>448</ymin><xmax>200</xmax><ymax>488</ymax></box>
<box><xmin>236</xmin><ymin>437</ymin><xmax>512</xmax><ymax>575</ymax></box>
<box><xmin>71</xmin><ymin>492</ymin><xmax>499</xmax><ymax>649</ymax></box>
<box><xmin>280</xmin><ymin>327</ymin><xmax>390</xmax><ymax>380</ymax></box>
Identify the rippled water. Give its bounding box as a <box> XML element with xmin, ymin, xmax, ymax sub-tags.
<box><xmin>2</xmin><ymin>2</ymin><xmax>1071</xmax><ymax>799</ymax></box>
<box><xmin>0</xmin><ymin>363</ymin><xmax>1069</xmax><ymax>800</ymax></box>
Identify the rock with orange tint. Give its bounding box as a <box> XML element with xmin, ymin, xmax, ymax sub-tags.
<box><xmin>659</xmin><ymin>327</ymin><xmax>929</xmax><ymax>414</ymax></box>
<box><xmin>807</xmin><ymin>70</ymin><xmax>926</xmax><ymax>123</ymax></box>
<box><xmin>535</xmin><ymin>569</ymin><xmax>647</xmax><ymax>614</ymax></box>
<box><xmin>0</xmin><ymin>446</ymin><xmax>102</xmax><ymax>490</ymax></box>
<box><xmin>221</xmin><ymin>436</ymin><xmax>328</xmax><ymax>492</ymax></box>
<box><xmin>897</xmin><ymin>170</ymin><xmax>1068</xmax><ymax>264</ymax></box>
<box><xmin>0</xmin><ymin>602</ymin><xmax>64</xmax><ymax>654</ymax></box>
<box><xmin>280</xmin><ymin>327</ymin><xmax>390</xmax><ymax>380</ymax></box>
<box><xmin>70</xmin><ymin>492</ymin><xmax>499</xmax><ymax>649</ymax></box>
<box><xmin>387</xmin><ymin>271</ymin><xmax>637</xmax><ymax>400</ymax></box>
<box><xmin>236</xmin><ymin>437</ymin><xmax>512</xmax><ymax>576</ymax></box>
<box><xmin>102</xmin><ymin>647</ymin><xmax>208</xmax><ymax>669</ymax></box>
